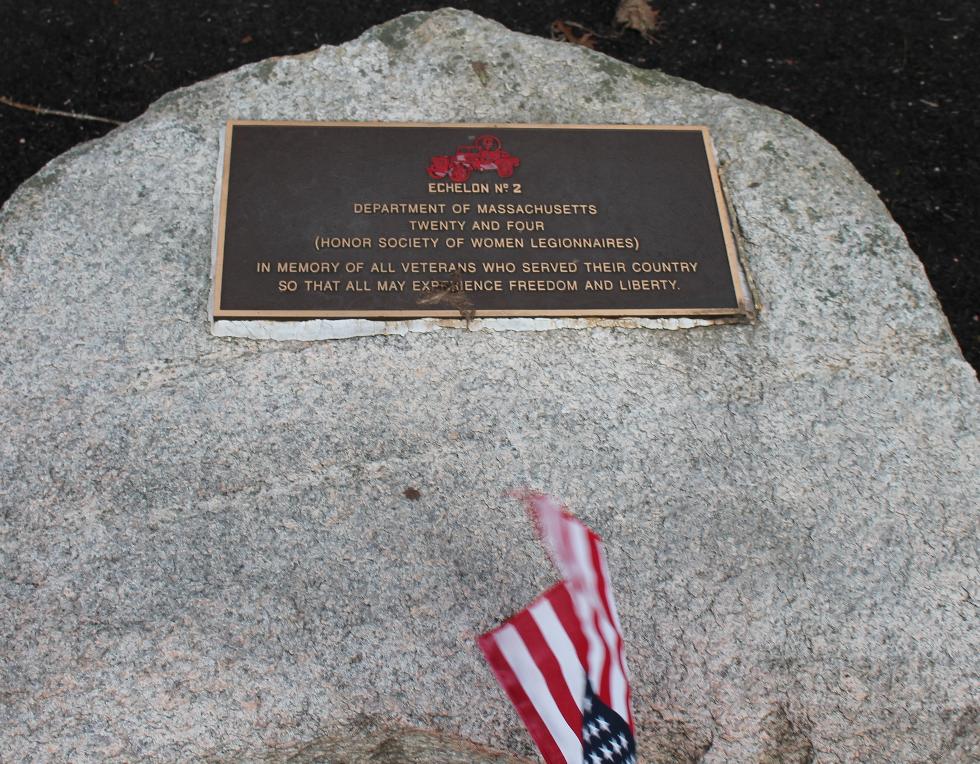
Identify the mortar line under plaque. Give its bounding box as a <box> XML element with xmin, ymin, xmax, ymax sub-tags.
<box><xmin>211</xmin><ymin>121</ymin><xmax>750</xmax><ymax>321</ymax></box>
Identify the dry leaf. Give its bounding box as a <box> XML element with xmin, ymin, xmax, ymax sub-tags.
<box><xmin>550</xmin><ymin>20</ymin><xmax>597</xmax><ymax>50</ymax></box>
<box><xmin>470</xmin><ymin>60</ymin><xmax>490</xmax><ymax>87</ymax></box>
<box><xmin>614</xmin><ymin>0</ymin><xmax>662</xmax><ymax>42</ymax></box>
<box><xmin>417</xmin><ymin>270</ymin><xmax>475</xmax><ymax>321</ymax></box>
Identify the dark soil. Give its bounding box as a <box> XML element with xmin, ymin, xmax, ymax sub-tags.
<box><xmin>1</xmin><ymin>1</ymin><xmax>976</xmax><ymax>368</ymax></box>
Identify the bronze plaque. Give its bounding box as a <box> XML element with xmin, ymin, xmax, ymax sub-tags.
<box><xmin>212</xmin><ymin>121</ymin><xmax>748</xmax><ymax>320</ymax></box>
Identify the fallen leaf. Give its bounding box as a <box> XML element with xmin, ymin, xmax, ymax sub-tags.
<box><xmin>470</xmin><ymin>60</ymin><xmax>490</xmax><ymax>87</ymax></box>
<box><xmin>417</xmin><ymin>269</ymin><xmax>475</xmax><ymax>321</ymax></box>
<box><xmin>614</xmin><ymin>0</ymin><xmax>662</xmax><ymax>42</ymax></box>
<box><xmin>550</xmin><ymin>20</ymin><xmax>597</xmax><ymax>50</ymax></box>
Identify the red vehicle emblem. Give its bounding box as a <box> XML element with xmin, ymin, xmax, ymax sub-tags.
<box><xmin>427</xmin><ymin>135</ymin><xmax>520</xmax><ymax>182</ymax></box>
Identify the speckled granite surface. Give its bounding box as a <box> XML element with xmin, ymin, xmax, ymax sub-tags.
<box><xmin>1</xmin><ymin>10</ymin><xmax>977</xmax><ymax>762</ymax></box>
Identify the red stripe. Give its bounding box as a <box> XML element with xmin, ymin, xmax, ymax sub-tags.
<box><xmin>520</xmin><ymin>496</ymin><xmax>634</xmax><ymax>731</ymax></box>
<box><xmin>588</xmin><ymin>532</ymin><xmax>633</xmax><ymax>731</ymax></box>
<box><xmin>593</xmin><ymin>608</ymin><xmax>613</xmax><ymax>703</ymax></box>
<box><xmin>573</xmin><ymin>527</ymin><xmax>612</xmax><ymax>707</ymax></box>
<box><xmin>478</xmin><ymin>631</ymin><xmax>567</xmax><ymax>764</ymax></box>
<box><xmin>625</xmin><ymin>682</ymin><xmax>634</xmax><ymax>731</ymax></box>
<box><xmin>557</xmin><ymin>508</ymin><xmax>577</xmax><ymax>573</ymax></box>
<box><xmin>510</xmin><ymin>605</ymin><xmax>582</xmax><ymax>734</ymax></box>
<box><xmin>545</xmin><ymin>582</ymin><xmax>589</xmax><ymax>668</ymax></box>
<box><xmin>549</xmin><ymin>523</ymin><xmax>610</xmax><ymax>701</ymax></box>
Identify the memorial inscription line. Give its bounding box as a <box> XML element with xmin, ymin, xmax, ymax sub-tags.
<box><xmin>264</xmin><ymin>183</ymin><xmax>694</xmax><ymax>299</ymax></box>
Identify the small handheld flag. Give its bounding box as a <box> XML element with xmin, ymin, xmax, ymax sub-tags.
<box><xmin>479</xmin><ymin>492</ymin><xmax>636</xmax><ymax>764</ymax></box>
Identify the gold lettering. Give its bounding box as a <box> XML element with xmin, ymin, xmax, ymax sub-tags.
<box><xmin>427</xmin><ymin>182</ymin><xmax>490</xmax><ymax>193</ymax></box>
<box><xmin>631</xmin><ymin>261</ymin><xmax>699</xmax><ymax>273</ymax></box>
<box><xmin>470</xmin><ymin>237</ymin><xmax>524</xmax><ymax>249</ymax></box>
<box><xmin>278</xmin><ymin>261</ymin><xmax>340</xmax><ymax>273</ymax></box>
<box><xmin>408</xmin><ymin>220</ymin><xmax>466</xmax><ymax>231</ymax></box>
<box><xmin>521</xmin><ymin>261</ymin><xmax>578</xmax><ymax>274</ymax></box>
<box><xmin>304</xmin><ymin>280</ymin><xmax>341</xmax><ymax>292</ymax></box>
<box><xmin>583</xmin><ymin>262</ymin><xmax>626</xmax><ymax>273</ymax></box>
<box><xmin>507</xmin><ymin>280</ymin><xmax>578</xmax><ymax>292</ymax></box>
<box><xmin>617</xmin><ymin>279</ymin><xmax>679</xmax><ymax>291</ymax></box>
<box><xmin>377</xmin><ymin>237</ymin><xmax>440</xmax><ymax>249</ymax></box>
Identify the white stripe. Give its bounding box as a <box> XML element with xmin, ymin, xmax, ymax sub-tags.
<box><xmin>495</xmin><ymin>625</ymin><xmax>584</xmax><ymax>764</ymax></box>
<box><xmin>598</xmin><ymin>551</ymin><xmax>625</xmax><ymax>632</ymax></box>
<box><xmin>529</xmin><ymin>597</ymin><xmax>586</xmax><ymax>712</ymax></box>
<box><xmin>567</xmin><ymin>522</ymin><xmax>606</xmax><ymax>693</ymax></box>
<box><xmin>567</xmin><ymin>520</ymin><xmax>599</xmax><ymax>597</ymax></box>
<box><xmin>539</xmin><ymin>501</ymin><xmax>632</xmax><ymax>726</ymax></box>
<box><xmin>591</xmin><ymin>545</ymin><xmax>629</xmax><ymax>722</ymax></box>
<box><xmin>537</xmin><ymin>495</ymin><xmax>568</xmax><ymax>564</ymax></box>
<box><xmin>598</xmin><ymin>614</ymin><xmax>628</xmax><ymax>721</ymax></box>
<box><xmin>598</xmin><ymin>549</ymin><xmax>632</xmax><ymax>722</ymax></box>
<box><xmin>568</xmin><ymin>522</ymin><xmax>631</xmax><ymax>722</ymax></box>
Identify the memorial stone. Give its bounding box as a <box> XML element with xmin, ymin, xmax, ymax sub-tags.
<box><xmin>1</xmin><ymin>9</ymin><xmax>977</xmax><ymax>762</ymax></box>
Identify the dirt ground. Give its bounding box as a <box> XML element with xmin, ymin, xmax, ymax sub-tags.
<box><xmin>1</xmin><ymin>1</ymin><xmax>976</xmax><ymax>368</ymax></box>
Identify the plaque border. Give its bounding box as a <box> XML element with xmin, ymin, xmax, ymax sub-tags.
<box><xmin>212</xmin><ymin>121</ymin><xmax>749</xmax><ymax>319</ymax></box>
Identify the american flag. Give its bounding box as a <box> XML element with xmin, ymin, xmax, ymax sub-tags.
<box><xmin>479</xmin><ymin>493</ymin><xmax>636</xmax><ymax>764</ymax></box>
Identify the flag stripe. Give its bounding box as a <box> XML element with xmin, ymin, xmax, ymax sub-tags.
<box><xmin>530</xmin><ymin>593</ymin><xmax>587</xmax><ymax>714</ymax></box>
<box><xmin>589</xmin><ymin>533</ymin><xmax>629</xmax><ymax>719</ymax></box>
<box><xmin>511</xmin><ymin>606</ymin><xmax>582</xmax><ymax>734</ymax></box>
<box><xmin>494</xmin><ymin>624</ymin><xmax>584</xmax><ymax>763</ymax></box>
<box><xmin>546</xmin><ymin>580</ymin><xmax>590</xmax><ymax>667</ymax></box>
<box><xmin>576</xmin><ymin>584</ymin><xmax>606</xmax><ymax>696</ymax></box>
<box><xmin>594</xmin><ymin>609</ymin><xmax>613</xmax><ymax>704</ymax></box>
<box><xmin>596</xmin><ymin>543</ymin><xmax>626</xmax><ymax>632</ymax></box>
<box><xmin>479</xmin><ymin>631</ymin><xmax>567</xmax><ymax>764</ymax></box>
<box><xmin>568</xmin><ymin>521</ymin><xmax>615</xmax><ymax>703</ymax></box>
<box><xmin>598</xmin><ymin>611</ymin><xmax>627</xmax><ymax>722</ymax></box>
<box><xmin>595</xmin><ymin>542</ymin><xmax>633</xmax><ymax>730</ymax></box>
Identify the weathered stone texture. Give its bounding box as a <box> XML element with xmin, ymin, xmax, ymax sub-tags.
<box><xmin>1</xmin><ymin>10</ymin><xmax>976</xmax><ymax>762</ymax></box>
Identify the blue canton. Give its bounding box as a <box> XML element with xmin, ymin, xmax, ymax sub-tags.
<box><xmin>581</xmin><ymin>680</ymin><xmax>636</xmax><ymax>764</ymax></box>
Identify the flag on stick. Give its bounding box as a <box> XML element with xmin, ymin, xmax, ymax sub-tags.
<box><xmin>478</xmin><ymin>492</ymin><xmax>636</xmax><ymax>764</ymax></box>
